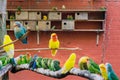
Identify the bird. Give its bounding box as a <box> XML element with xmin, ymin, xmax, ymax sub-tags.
<box><xmin>29</xmin><ymin>54</ymin><xmax>38</xmax><ymax>70</ymax></box>
<box><xmin>50</xmin><ymin>60</ymin><xmax>61</xmax><ymax>71</ymax></box>
<box><xmin>61</xmin><ymin>53</ymin><xmax>76</xmax><ymax>74</ymax></box>
<box><xmin>87</xmin><ymin>58</ymin><xmax>101</xmax><ymax>74</ymax></box>
<box><xmin>43</xmin><ymin>15</ymin><xmax>47</xmax><ymax>20</ymax></box>
<box><xmin>24</xmin><ymin>53</ymin><xmax>32</xmax><ymax>63</ymax></box>
<box><xmin>3</xmin><ymin>35</ymin><xmax>14</xmax><ymax>58</ymax></box>
<box><xmin>13</xmin><ymin>21</ymin><xmax>27</xmax><ymax>44</ymax></box>
<box><xmin>36</xmin><ymin>57</ymin><xmax>43</xmax><ymax>68</ymax></box>
<box><xmin>19</xmin><ymin>55</ymin><xmax>26</xmax><ymax>64</ymax></box>
<box><xmin>105</xmin><ymin>63</ymin><xmax>119</xmax><ymax>80</ymax></box>
<box><xmin>99</xmin><ymin>63</ymin><xmax>108</xmax><ymax>80</ymax></box>
<box><xmin>78</xmin><ymin>56</ymin><xmax>89</xmax><ymax>70</ymax></box>
<box><xmin>0</xmin><ymin>56</ymin><xmax>9</xmax><ymax>66</ymax></box>
<box><xmin>41</xmin><ymin>58</ymin><xmax>49</xmax><ymax>69</ymax></box>
<box><xmin>49</xmin><ymin>33</ymin><xmax>60</xmax><ymax>56</ymax></box>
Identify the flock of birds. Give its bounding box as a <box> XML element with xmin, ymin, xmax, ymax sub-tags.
<box><xmin>0</xmin><ymin>21</ymin><xmax>119</xmax><ymax>80</ymax></box>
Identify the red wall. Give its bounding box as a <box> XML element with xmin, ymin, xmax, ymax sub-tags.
<box><xmin>7</xmin><ymin>0</ymin><xmax>120</xmax><ymax>80</ymax></box>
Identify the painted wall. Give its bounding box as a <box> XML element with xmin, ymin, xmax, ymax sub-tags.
<box><xmin>7</xmin><ymin>0</ymin><xmax>120</xmax><ymax>80</ymax></box>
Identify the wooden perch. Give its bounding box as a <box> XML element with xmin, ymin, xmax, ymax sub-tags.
<box><xmin>14</xmin><ymin>47</ymin><xmax>81</xmax><ymax>52</ymax></box>
<box><xmin>0</xmin><ymin>30</ymin><xmax>30</xmax><ymax>49</ymax></box>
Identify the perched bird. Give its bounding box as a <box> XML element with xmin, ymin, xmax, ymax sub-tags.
<box><xmin>19</xmin><ymin>55</ymin><xmax>26</xmax><ymax>64</ymax></box>
<box><xmin>43</xmin><ymin>15</ymin><xmax>47</xmax><ymax>20</ymax></box>
<box><xmin>87</xmin><ymin>58</ymin><xmax>101</xmax><ymax>74</ymax></box>
<box><xmin>13</xmin><ymin>21</ymin><xmax>27</xmax><ymax>44</ymax></box>
<box><xmin>24</xmin><ymin>53</ymin><xmax>32</xmax><ymax>63</ymax></box>
<box><xmin>50</xmin><ymin>60</ymin><xmax>61</xmax><ymax>71</ymax></box>
<box><xmin>78</xmin><ymin>56</ymin><xmax>89</xmax><ymax>70</ymax></box>
<box><xmin>47</xmin><ymin>58</ymin><xmax>53</xmax><ymax>69</ymax></box>
<box><xmin>49</xmin><ymin>33</ymin><xmax>60</xmax><ymax>56</ymax></box>
<box><xmin>106</xmin><ymin>63</ymin><xmax>119</xmax><ymax>80</ymax></box>
<box><xmin>29</xmin><ymin>55</ymin><xmax>38</xmax><ymax>70</ymax></box>
<box><xmin>0</xmin><ymin>56</ymin><xmax>9</xmax><ymax>66</ymax></box>
<box><xmin>99</xmin><ymin>63</ymin><xmax>108</xmax><ymax>80</ymax></box>
<box><xmin>36</xmin><ymin>57</ymin><xmax>43</xmax><ymax>68</ymax></box>
<box><xmin>3</xmin><ymin>35</ymin><xmax>14</xmax><ymax>58</ymax></box>
<box><xmin>41</xmin><ymin>58</ymin><xmax>49</xmax><ymax>69</ymax></box>
<box><xmin>61</xmin><ymin>53</ymin><xmax>76</xmax><ymax>74</ymax></box>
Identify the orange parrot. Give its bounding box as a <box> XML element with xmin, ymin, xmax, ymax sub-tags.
<box><xmin>49</xmin><ymin>33</ymin><xmax>60</xmax><ymax>56</ymax></box>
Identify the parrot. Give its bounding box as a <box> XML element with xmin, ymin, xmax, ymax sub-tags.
<box><xmin>47</xmin><ymin>58</ymin><xmax>53</xmax><ymax>69</ymax></box>
<box><xmin>36</xmin><ymin>57</ymin><xmax>43</xmax><ymax>68</ymax></box>
<box><xmin>13</xmin><ymin>21</ymin><xmax>27</xmax><ymax>44</ymax></box>
<box><xmin>61</xmin><ymin>53</ymin><xmax>76</xmax><ymax>74</ymax></box>
<box><xmin>0</xmin><ymin>56</ymin><xmax>9</xmax><ymax>66</ymax></box>
<box><xmin>16</xmin><ymin>55</ymin><xmax>22</xmax><ymax>65</ymax></box>
<box><xmin>78</xmin><ymin>56</ymin><xmax>89</xmax><ymax>70</ymax></box>
<box><xmin>43</xmin><ymin>15</ymin><xmax>47</xmax><ymax>20</ymax></box>
<box><xmin>49</xmin><ymin>60</ymin><xmax>61</xmax><ymax>71</ymax></box>
<box><xmin>49</xmin><ymin>33</ymin><xmax>60</xmax><ymax>56</ymax></box>
<box><xmin>3</xmin><ymin>35</ymin><xmax>14</xmax><ymax>59</ymax></box>
<box><xmin>99</xmin><ymin>63</ymin><xmax>108</xmax><ymax>80</ymax></box>
<box><xmin>41</xmin><ymin>58</ymin><xmax>49</xmax><ymax>69</ymax></box>
<box><xmin>19</xmin><ymin>55</ymin><xmax>26</xmax><ymax>64</ymax></box>
<box><xmin>3</xmin><ymin>35</ymin><xmax>16</xmax><ymax>66</ymax></box>
<box><xmin>29</xmin><ymin>54</ymin><xmax>38</xmax><ymax>70</ymax></box>
<box><xmin>105</xmin><ymin>63</ymin><xmax>119</xmax><ymax>80</ymax></box>
<box><xmin>86</xmin><ymin>58</ymin><xmax>101</xmax><ymax>74</ymax></box>
<box><xmin>24</xmin><ymin>53</ymin><xmax>32</xmax><ymax>63</ymax></box>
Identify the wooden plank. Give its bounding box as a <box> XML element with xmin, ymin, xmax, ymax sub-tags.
<box><xmin>7</xmin><ymin>9</ymin><xmax>106</xmax><ymax>12</ymax></box>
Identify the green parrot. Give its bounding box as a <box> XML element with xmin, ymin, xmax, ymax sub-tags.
<box><xmin>49</xmin><ymin>60</ymin><xmax>61</xmax><ymax>71</ymax></box>
<box><xmin>25</xmin><ymin>53</ymin><xmax>32</xmax><ymax>63</ymax></box>
<box><xmin>36</xmin><ymin>57</ymin><xmax>43</xmax><ymax>68</ymax></box>
<box><xmin>87</xmin><ymin>58</ymin><xmax>101</xmax><ymax>74</ymax></box>
<box><xmin>0</xmin><ymin>56</ymin><xmax>10</xmax><ymax>66</ymax></box>
<box><xmin>106</xmin><ymin>63</ymin><xmax>119</xmax><ymax>80</ymax></box>
<box><xmin>47</xmin><ymin>58</ymin><xmax>53</xmax><ymax>69</ymax></box>
<box><xmin>18</xmin><ymin>55</ymin><xmax>26</xmax><ymax>65</ymax></box>
<box><xmin>23</xmin><ymin>55</ymin><xmax>27</xmax><ymax>64</ymax></box>
<box><xmin>41</xmin><ymin>58</ymin><xmax>49</xmax><ymax>69</ymax></box>
<box><xmin>78</xmin><ymin>56</ymin><xmax>89</xmax><ymax>70</ymax></box>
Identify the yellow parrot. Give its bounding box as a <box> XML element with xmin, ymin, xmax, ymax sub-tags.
<box><xmin>61</xmin><ymin>53</ymin><xmax>76</xmax><ymax>74</ymax></box>
<box><xmin>49</xmin><ymin>33</ymin><xmax>60</xmax><ymax>56</ymax></box>
<box><xmin>3</xmin><ymin>35</ymin><xmax>14</xmax><ymax>58</ymax></box>
<box><xmin>43</xmin><ymin>15</ymin><xmax>47</xmax><ymax>20</ymax></box>
<box><xmin>99</xmin><ymin>63</ymin><xmax>108</xmax><ymax>80</ymax></box>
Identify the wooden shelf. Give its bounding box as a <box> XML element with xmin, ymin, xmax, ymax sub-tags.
<box><xmin>75</xmin><ymin>20</ymin><xmax>105</xmax><ymax>22</ymax></box>
<box><xmin>7</xmin><ymin>29</ymin><xmax>104</xmax><ymax>32</ymax></box>
<box><xmin>6</xmin><ymin>9</ymin><xmax>106</xmax><ymax>45</ymax></box>
<box><xmin>7</xmin><ymin>19</ymin><xmax>105</xmax><ymax>22</ymax></box>
<box><xmin>7</xmin><ymin>9</ymin><xmax>106</xmax><ymax>12</ymax></box>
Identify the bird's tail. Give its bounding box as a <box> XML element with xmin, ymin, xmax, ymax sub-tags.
<box><xmin>21</xmin><ymin>37</ymin><xmax>27</xmax><ymax>44</ymax></box>
<box><xmin>51</xmin><ymin>50</ymin><xmax>57</xmax><ymax>56</ymax></box>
